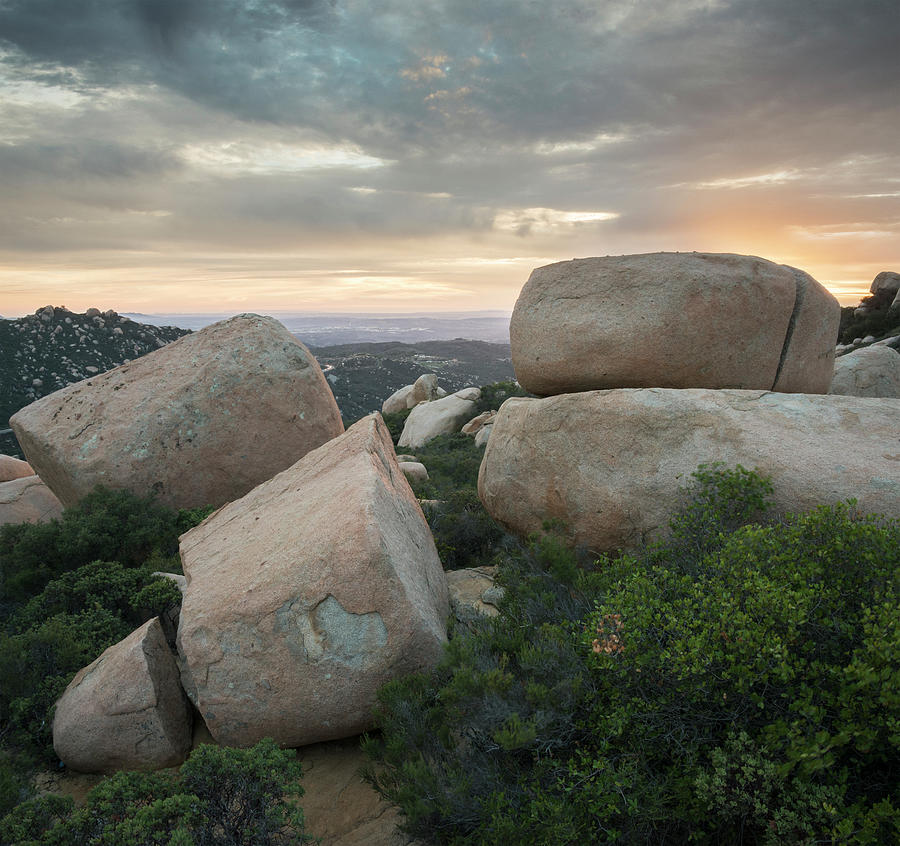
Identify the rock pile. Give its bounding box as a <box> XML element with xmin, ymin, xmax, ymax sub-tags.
<box><xmin>11</xmin><ymin>314</ymin><xmax>344</xmax><ymax>510</ymax></box>
<box><xmin>51</xmin><ymin>413</ymin><xmax>450</xmax><ymax>772</ymax></box>
<box><xmin>480</xmin><ymin>253</ymin><xmax>899</xmax><ymax>553</ymax></box>
<box><xmin>177</xmin><ymin>414</ymin><xmax>448</xmax><ymax>749</ymax></box>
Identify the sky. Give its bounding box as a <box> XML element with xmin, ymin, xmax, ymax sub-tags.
<box><xmin>1</xmin><ymin>0</ymin><xmax>898</xmax><ymax>315</ymax></box>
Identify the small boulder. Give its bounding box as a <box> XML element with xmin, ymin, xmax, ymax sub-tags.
<box><xmin>0</xmin><ymin>476</ymin><xmax>63</xmax><ymax>526</ymax></box>
<box><xmin>446</xmin><ymin>567</ymin><xmax>504</xmax><ymax>624</ymax></box>
<box><xmin>474</xmin><ymin>424</ymin><xmax>493</xmax><ymax>448</ymax></box>
<box><xmin>398</xmin><ymin>388</ymin><xmax>481</xmax><ymax>450</ymax></box>
<box><xmin>52</xmin><ymin>618</ymin><xmax>192</xmax><ymax>773</ymax></box>
<box><xmin>11</xmin><ymin>314</ymin><xmax>344</xmax><ymax>510</ymax></box>
<box><xmin>398</xmin><ymin>461</ymin><xmax>429</xmax><ymax>482</ymax></box>
<box><xmin>461</xmin><ymin>410</ymin><xmax>496</xmax><ymax>435</ymax></box>
<box><xmin>0</xmin><ymin>454</ymin><xmax>34</xmax><ymax>482</ymax></box>
<box><xmin>176</xmin><ymin>414</ymin><xmax>449</xmax><ymax>748</ymax></box>
<box><xmin>382</xmin><ymin>384</ymin><xmax>415</xmax><ymax>415</ymax></box>
<box><xmin>478</xmin><ymin>389</ymin><xmax>900</xmax><ymax>554</ymax></box>
<box><xmin>830</xmin><ymin>346</ymin><xmax>900</xmax><ymax>398</ymax></box>
<box><xmin>510</xmin><ymin>252</ymin><xmax>839</xmax><ymax>395</ymax></box>
<box><xmin>408</xmin><ymin>374</ymin><xmax>441</xmax><ymax>407</ymax></box>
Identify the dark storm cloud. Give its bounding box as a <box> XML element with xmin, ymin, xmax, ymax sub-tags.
<box><xmin>1</xmin><ymin>0</ymin><xmax>898</xmax><ymax>289</ymax></box>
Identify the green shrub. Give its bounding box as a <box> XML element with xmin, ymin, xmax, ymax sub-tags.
<box><xmin>0</xmin><ymin>486</ymin><xmax>206</xmax><ymax>610</ymax></box>
<box><xmin>364</xmin><ymin>466</ymin><xmax>900</xmax><ymax>845</ymax></box>
<box><xmin>0</xmin><ymin>562</ymin><xmax>182</xmax><ymax>757</ymax></box>
<box><xmin>0</xmin><ymin>738</ymin><xmax>312</xmax><ymax>846</ymax></box>
<box><xmin>468</xmin><ymin>380</ymin><xmax>531</xmax><ymax>417</ymax></box>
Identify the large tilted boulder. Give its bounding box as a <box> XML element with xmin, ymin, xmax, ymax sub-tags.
<box><xmin>0</xmin><ymin>475</ymin><xmax>63</xmax><ymax>526</ymax></box>
<box><xmin>478</xmin><ymin>390</ymin><xmax>900</xmax><ymax>554</ymax></box>
<box><xmin>397</xmin><ymin>388</ymin><xmax>481</xmax><ymax>450</ymax></box>
<box><xmin>10</xmin><ymin>314</ymin><xmax>344</xmax><ymax>510</ymax></box>
<box><xmin>176</xmin><ymin>414</ymin><xmax>449</xmax><ymax>749</ymax></box>
<box><xmin>52</xmin><ymin>618</ymin><xmax>192</xmax><ymax>773</ymax></box>
<box><xmin>510</xmin><ymin>253</ymin><xmax>839</xmax><ymax>396</ymax></box>
<box><xmin>0</xmin><ymin>454</ymin><xmax>34</xmax><ymax>482</ymax></box>
<box><xmin>830</xmin><ymin>346</ymin><xmax>900</xmax><ymax>398</ymax></box>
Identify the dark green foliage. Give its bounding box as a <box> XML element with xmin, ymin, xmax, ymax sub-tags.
<box><xmin>0</xmin><ymin>488</ymin><xmax>208</xmax><ymax>762</ymax></box>
<box><xmin>0</xmin><ymin>739</ymin><xmax>312</xmax><ymax>846</ymax></box>
<box><xmin>420</xmin><ymin>488</ymin><xmax>509</xmax><ymax>571</ymax></box>
<box><xmin>365</xmin><ymin>466</ymin><xmax>900</xmax><ymax>844</ymax></box>
<box><xmin>0</xmin><ymin>486</ymin><xmax>195</xmax><ymax>609</ymax></box>
<box><xmin>468</xmin><ymin>380</ymin><xmax>530</xmax><ymax>417</ymax></box>
<box><xmin>838</xmin><ymin>288</ymin><xmax>900</xmax><ymax>344</ymax></box>
<box><xmin>406</xmin><ymin>432</ymin><xmax>485</xmax><ymax>499</ymax></box>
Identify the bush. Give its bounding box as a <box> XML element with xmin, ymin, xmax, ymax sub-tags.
<box><xmin>364</xmin><ymin>466</ymin><xmax>900</xmax><ymax>844</ymax></box>
<box><xmin>0</xmin><ymin>738</ymin><xmax>312</xmax><ymax>846</ymax></box>
<box><xmin>0</xmin><ymin>486</ymin><xmax>207</xmax><ymax>610</ymax></box>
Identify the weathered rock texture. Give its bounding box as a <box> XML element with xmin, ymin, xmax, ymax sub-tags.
<box><xmin>381</xmin><ymin>384</ymin><xmax>416</xmax><ymax>415</ymax></box>
<box><xmin>0</xmin><ymin>475</ymin><xmax>63</xmax><ymax>526</ymax></box>
<box><xmin>398</xmin><ymin>388</ymin><xmax>481</xmax><ymax>450</ymax></box>
<box><xmin>52</xmin><ymin>618</ymin><xmax>192</xmax><ymax>773</ymax></box>
<box><xmin>830</xmin><ymin>346</ymin><xmax>900</xmax><ymax>398</ymax></box>
<box><xmin>478</xmin><ymin>390</ymin><xmax>900</xmax><ymax>554</ymax></box>
<box><xmin>0</xmin><ymin>454</ymin><xmax>35</xmax><ymax>482</ymax></box>
<box><xmin>446</xmin><ymin>567</ymin><xmax>504</xmax><ymax>624</ymax></box>
<box><xmin>510</xmin><ymin>253</ymin><xmax>839</xmax><ymax>395</ymax></box>
<box><xmin>10</xmin><ymin>314</ymin><xmax>344</xmax><ymax>510</ymax></box>
<box><xmin>176</xmin><ymin>414</ymin><xmax>449</xmax><ymax>748</ymax></box>
<box><xmin>871</xmin><ymin>271</ymin><xmax>900</xmax><ymax>297</ymax></box>
<box><xmin>409</xmin><ymin>373</ymin><xmax>441</xmax><ymax>406</ymax></box>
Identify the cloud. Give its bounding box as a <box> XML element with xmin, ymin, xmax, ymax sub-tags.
<box><xmin>0</xmin><ymin>0</ymin><xmax>898</xmax><ymax>311</ymax></box>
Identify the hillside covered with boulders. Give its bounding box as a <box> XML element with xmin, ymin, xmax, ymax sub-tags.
<box><xmin>0</xmin><ymin>252</ymin><xmax>899</xmax><ymax>845</ymax></box>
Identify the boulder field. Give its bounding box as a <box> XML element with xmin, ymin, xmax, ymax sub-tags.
<box><xmin>478</xmin><ymin>389</ymin><xmax>900</xmax><ymax>554</ymax></box>
<box><xmin>398</xmin><ymin>387</ymin><xmax>481</xmax><ymax>450</ymax></box>
<box><xmin>10</xmin><ymin>314</ymin><xmax>344</xmax><ymax>510</ymax></box>
<box><xmin>176</xmin><ymin>413</ymin><xmax>449</xmax><ymax>749</ymax></box>
<box><xmin>510</xmin><ymin>252</ymin><xmax>839</xmax><ymax>396</ymax></box>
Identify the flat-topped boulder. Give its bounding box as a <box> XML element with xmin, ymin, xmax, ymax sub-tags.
<box><xmin>10</xmin><ymin>314</ymin><xmax>344</xmax><ymax>510</ymax></box>
<box><xmin>0</xmin><ymin>475</ymin><xmax>63</xmax><ymax>526</ymax></box>
<box><xmin>176</xmin><ymin>414</ymin><xmax>449</xmax><ymax>749</ymax></box>
<box><xmin>510</xmin><ymin>253</ymin><xmax>839</xmax><ymax>395</ymax></box>
<box><xmin>478</xmin><ymin>389</ymin><xmax>900</xmax><ymax>554</ymax></box>
<box><xmin>398</xmin><ymin>388</ymin><xmax>481</xmax><ymax>449</ymax></box>
<box><xmin>830</xmin><ymin>346</ymin><xmax>900</xmax><ymax>398</ymax></box>
<box><xmin>52</xmin><ymin>617</ymin><xmax>192</xmax><ymax>773</ymax></box>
